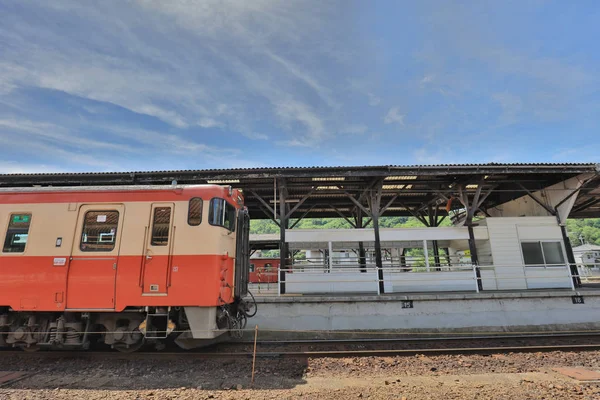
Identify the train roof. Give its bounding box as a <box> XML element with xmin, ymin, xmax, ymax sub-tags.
<box><xmin>0</xmin><ymin>184</ymin><xmax>230</xmax><ymax>194</ymax></box>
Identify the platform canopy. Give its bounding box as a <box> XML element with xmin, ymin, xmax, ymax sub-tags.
<box><xmin>1</xmin><ymin>163</ymin><xmax>599</xmax><ymax>220</ymax></box>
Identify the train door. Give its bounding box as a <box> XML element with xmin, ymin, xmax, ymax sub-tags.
<box><xmin>141</xmin><ymin>203</ymin><xmax>174</xmax><ymax>295</ymax></box>
<box><xmin>67</xmin><ymin>205</ymin><xmax>124</xmax><ymax>309</ymax></box>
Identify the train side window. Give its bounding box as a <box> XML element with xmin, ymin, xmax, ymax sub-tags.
<box><xmin>188</xmin><ymin>197</ymin><xmax>202</xmax><ymax>226</ymax></box>
<box><xmin>151</xmin><ymin>207</ymin><xmax>172</xmax><ymax>246</ymax></box>
<box><xmin>3</xmin><ymin>213</ymin><xmax>32</xmax><ymax>253</ymax></box>
<box><xmin>250</xmin><ymin>263</ymin><xmax>255</xmax><ymax>272</ymax></box>
<box><xmin>209</xmin><ymin>198</ymin><xmax>236</xmax><ymax>232</ymax></box>
<box><xmin>80</xmin><ymin>211</ymin><xmax>119</xmax><ymax>252</ymax></box>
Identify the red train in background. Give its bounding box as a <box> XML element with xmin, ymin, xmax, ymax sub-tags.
<box><xmin>249</xmin><ymin>258</ymin><xmax>280</xmax><ymax>283</ymax></box>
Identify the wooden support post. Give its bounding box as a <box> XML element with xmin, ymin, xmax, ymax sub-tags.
<box><xmin>358</xmin><ymin>242</ymin><xmax>367</xmax><ymax>273</ymax></box>
<box><xmin>457</xmin><ymin>182</ymin><xmax>484</xmax><ymax>291</ymax></box>
<box><xmin>468</xmin><ymin>225</ymin><xmax>483</xmax><ymax>291</ymax></box>
<box><xmin>328</xmin><ymin>241</ymin><xmax>333</xmax><ymax>272</ymax></box>
<box><xmin>356</xmin><ymin>211</ymin><xmax>367</xmax><ymax>273</ymax></box>
<box><xmin>278</xmin><ymin>179</ymin><xmax>287</xmax><ymax>295</ymax></box>
<box><xmin>428</xmin><ymin>205</ymin><xmax>441</xmax><ymax>270</ymax></box>
<box><xmin>444</xmin><ymin>247</ymin><xmax>451</xmax><ymax>266</ymax></box>
<box><xmin>369</xmin><ymin>189</ymin><xmax>385</xmax><ymax>294</ymax></box>
<box><xmin>423</xmin><ymin>240</ymin><xmax>430</xmax><ymax>272</ymax></box>
<box><xmin>560</xmin><ymin>224</ymin><xmax>581</xmax><ymax>288</ymax></box>
<box><xmin>432</xmin><ymin>240</ymin><xmax>441</xmax><ymax>271</ymax></box>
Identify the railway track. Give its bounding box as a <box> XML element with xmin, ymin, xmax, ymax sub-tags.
<box><xmin>2</xmin><ymin>332</ymin><xmax>600</xmax><ymax>359</ymax></box>
<box><xmin>4</xmin><ymin>344</ymin><xmax>599</xmax><ymax>360</ymax></box>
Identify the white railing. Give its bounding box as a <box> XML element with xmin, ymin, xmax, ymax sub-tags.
<box><xmin>248</xmin><ymin>261</ymin><xmax>598</xmax><ymax>297</ymax></box>
<box><xmin>576</xmin><ymin>262</ymin><xmax>600</xmax><ymax>285</ymax></box>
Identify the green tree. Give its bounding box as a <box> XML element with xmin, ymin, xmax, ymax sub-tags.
<box><xmin>566</xmin><ymin>218</ymin><xmax>600</xmax><ymax>246</ymax></box>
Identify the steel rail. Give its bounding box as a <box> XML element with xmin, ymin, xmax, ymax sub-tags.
<box><xmin>2</xmin><ymin>332</ymin><xmax>600</xmax><ymax>359</ymax></box>
<box><xmin>2</xmin><ymin>343</ymin><xmax>600</xmax><ymax>360</ymax></box>
<box><xmin>235</xmin><ymin>331</ymin><xmax>600</xmax><ymax>345</ymax></box>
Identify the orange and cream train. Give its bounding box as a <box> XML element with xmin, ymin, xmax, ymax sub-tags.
<box><xmin>0</xmin><ymin>184</ymin><xmax>253</xmax><ymax>351</ymax></box>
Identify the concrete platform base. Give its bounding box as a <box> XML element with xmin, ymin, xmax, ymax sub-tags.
<box><xmin>247</xmin><ymin>289</ymin><xmax>600</xmax><ymax>340</ymax></box>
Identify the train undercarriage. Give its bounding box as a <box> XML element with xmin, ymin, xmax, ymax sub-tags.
<box><xmin>0</xmin><ymin>296</ymin><xmax>256</xmax><ymax>352</ymax></box>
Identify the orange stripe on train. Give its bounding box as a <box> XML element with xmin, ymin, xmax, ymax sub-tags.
<box><xmin>0</xmin><ymin>255</ymin><xmax>235</xmax><ymax>312</ymax></box>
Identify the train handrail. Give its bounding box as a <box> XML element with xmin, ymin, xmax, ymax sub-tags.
<box><xmin>138</xmin><ymin>225</ymin><xmax>149</xmax><ymax>288</ymax></box>
<box><xmin>167</xmin><ymin>225</ymin><xmax>176</xmax><ymax>288</ymax></box>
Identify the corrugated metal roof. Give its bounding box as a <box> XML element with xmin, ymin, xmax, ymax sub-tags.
<box><xmin>2</xmin><ymin>162</ymin><xmax>599</xmax><ymax>219</ymax></box>
<box><xmin>1</xmin><ymin>162</ymin><xmax>598</xmax><ymax>177</ymax></box>
<box><xmin>0</xmin><ymin>184</ymin><xmax>216</xmax><ymax>193</ymax></box>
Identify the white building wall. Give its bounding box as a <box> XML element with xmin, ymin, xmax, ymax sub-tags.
<box><xmin>486</xmin><ymin>218</ymin><xmax>526</xmax><ymax>290</ymax></box>
<box><xmin>486</xmin><ymin>216</ymin><xmax>571</xmax><ymax>290</ymax></box>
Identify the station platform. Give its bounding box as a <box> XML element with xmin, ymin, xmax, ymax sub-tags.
<box><xmin>247</xmin><ymin>287</ymin><xmax>600</xmax><ymax>340</ymax></box>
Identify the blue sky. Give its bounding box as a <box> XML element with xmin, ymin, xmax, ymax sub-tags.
<box><xmin>1</xmin><ymin>1</ymin><xmax>599</xmax><ymax>173</ymax></box>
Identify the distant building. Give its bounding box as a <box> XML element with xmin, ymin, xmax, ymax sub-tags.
<box><xmin>572</xmin><ymin>244</ymin><xmax>600</xmax><ymax>266</ymax></box>
<box><xmin>573</xmin><ymin>244</ymin><xmax>600</xmax><ymax>279</ymax></box>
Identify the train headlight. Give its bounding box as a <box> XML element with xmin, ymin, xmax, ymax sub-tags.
<box><xmin>167</xmin><ymin>320</ymin><xmax>176</xmax><ymax>335</ymax></box>
<box><xmin>138</xmin><ymin>320</ymin><xmax>147</xmax><ymax>335</ymax></box>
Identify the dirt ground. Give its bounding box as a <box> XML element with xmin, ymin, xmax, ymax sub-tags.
<box><xmin>1</xmin><ymin>350</ymin><xmax>600</xmax><ymax>399</ymax></box>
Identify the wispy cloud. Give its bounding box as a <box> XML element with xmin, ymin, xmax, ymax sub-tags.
<box><xmin>275</xmin><ymin>99</ymin><xmax>325</xmax><ymax>145</ymax></box>
<box><xmin>384</xmin><ymin>107</ymin><xmax>405</xmax><ymax>125</ymax></box>
<box><xmin>340</xmin><ymin>124</ymin><xmax>368</xmax><ymax>135</ymax></box>
<box><xmin>99</xmin><ymin>125</ymin><xmax>240</xmax><ymax>157</ymax></box>
<box><xmin>0</xmin><ymin>1</ymin><xmax>598</xmax><ymax>172</ymax></box>
<box><xmin>264</xmin><ymin>50</ymin><xmax>338</xmax><ymax>109</ymax></box>
<box><xmin>0</xmin><ymin>161</ymin><xmax>64</xmax><ymax>174</ymax></box>
<box><xmin>368</xmin><ymin>93</ymin><xmax>381</xmax><ymax>106</ymax></box>
<box><xmin>0</xmin><ymin>116</ymin><xmax>247</xmax><ymax>171</ymax></box>
<box><xmin>198</xmin><ymin>118</ymin><xmax>223</xmax><ymax>129</ymax></box>
<box><xmin>412</xmin><ymin>148</ymin><xmax>443</xmax><ymax>165</ymax></box>
<box><xmin>242</xmin><ymin>132</ymin><xmax>269</xmax><ymax>140</ymax></box>
<box><xmin>0</xmin><ymin>0</ymin><xmax>351</xmax><ymax>149</ymax></box>
<box><xmin>278</xmin><ymin>138</ymin><xmax>313</xmax><ymax>147</ymax></box>
<box><xmin>420</xmin><ymin>74</ymin><xmax>435</xmax><ymax>85</ymax></box>
<box><xmin>0</xmin><ymin>119</ymin><xmax>135</xmax><ymax>153</ymax></box>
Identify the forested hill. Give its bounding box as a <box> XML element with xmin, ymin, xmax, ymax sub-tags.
<box><xmin>566</xmin><ymin>219</ymin><xmax>600</xmax><ymax>246</ymax></box>
<box><xmin>250</xmin><ymin>217</ymin><xmax>600</xmax><ymax>246</ymax></box>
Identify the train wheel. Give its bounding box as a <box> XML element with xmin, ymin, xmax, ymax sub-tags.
<box><xmin>113</xmin><ymin>340</ymin><xmax>144</xmax><ymax>353</ymax></box>
<box><xmin>20</xmin><ymin>345</ymin><xmax>41</xmax><ymax>353</ymax></box>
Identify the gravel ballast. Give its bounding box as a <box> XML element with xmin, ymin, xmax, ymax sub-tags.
<box><xmin>1</xmin><ymin>350</ymin><xmax>599</xmax><ymax>399</ymax></box>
